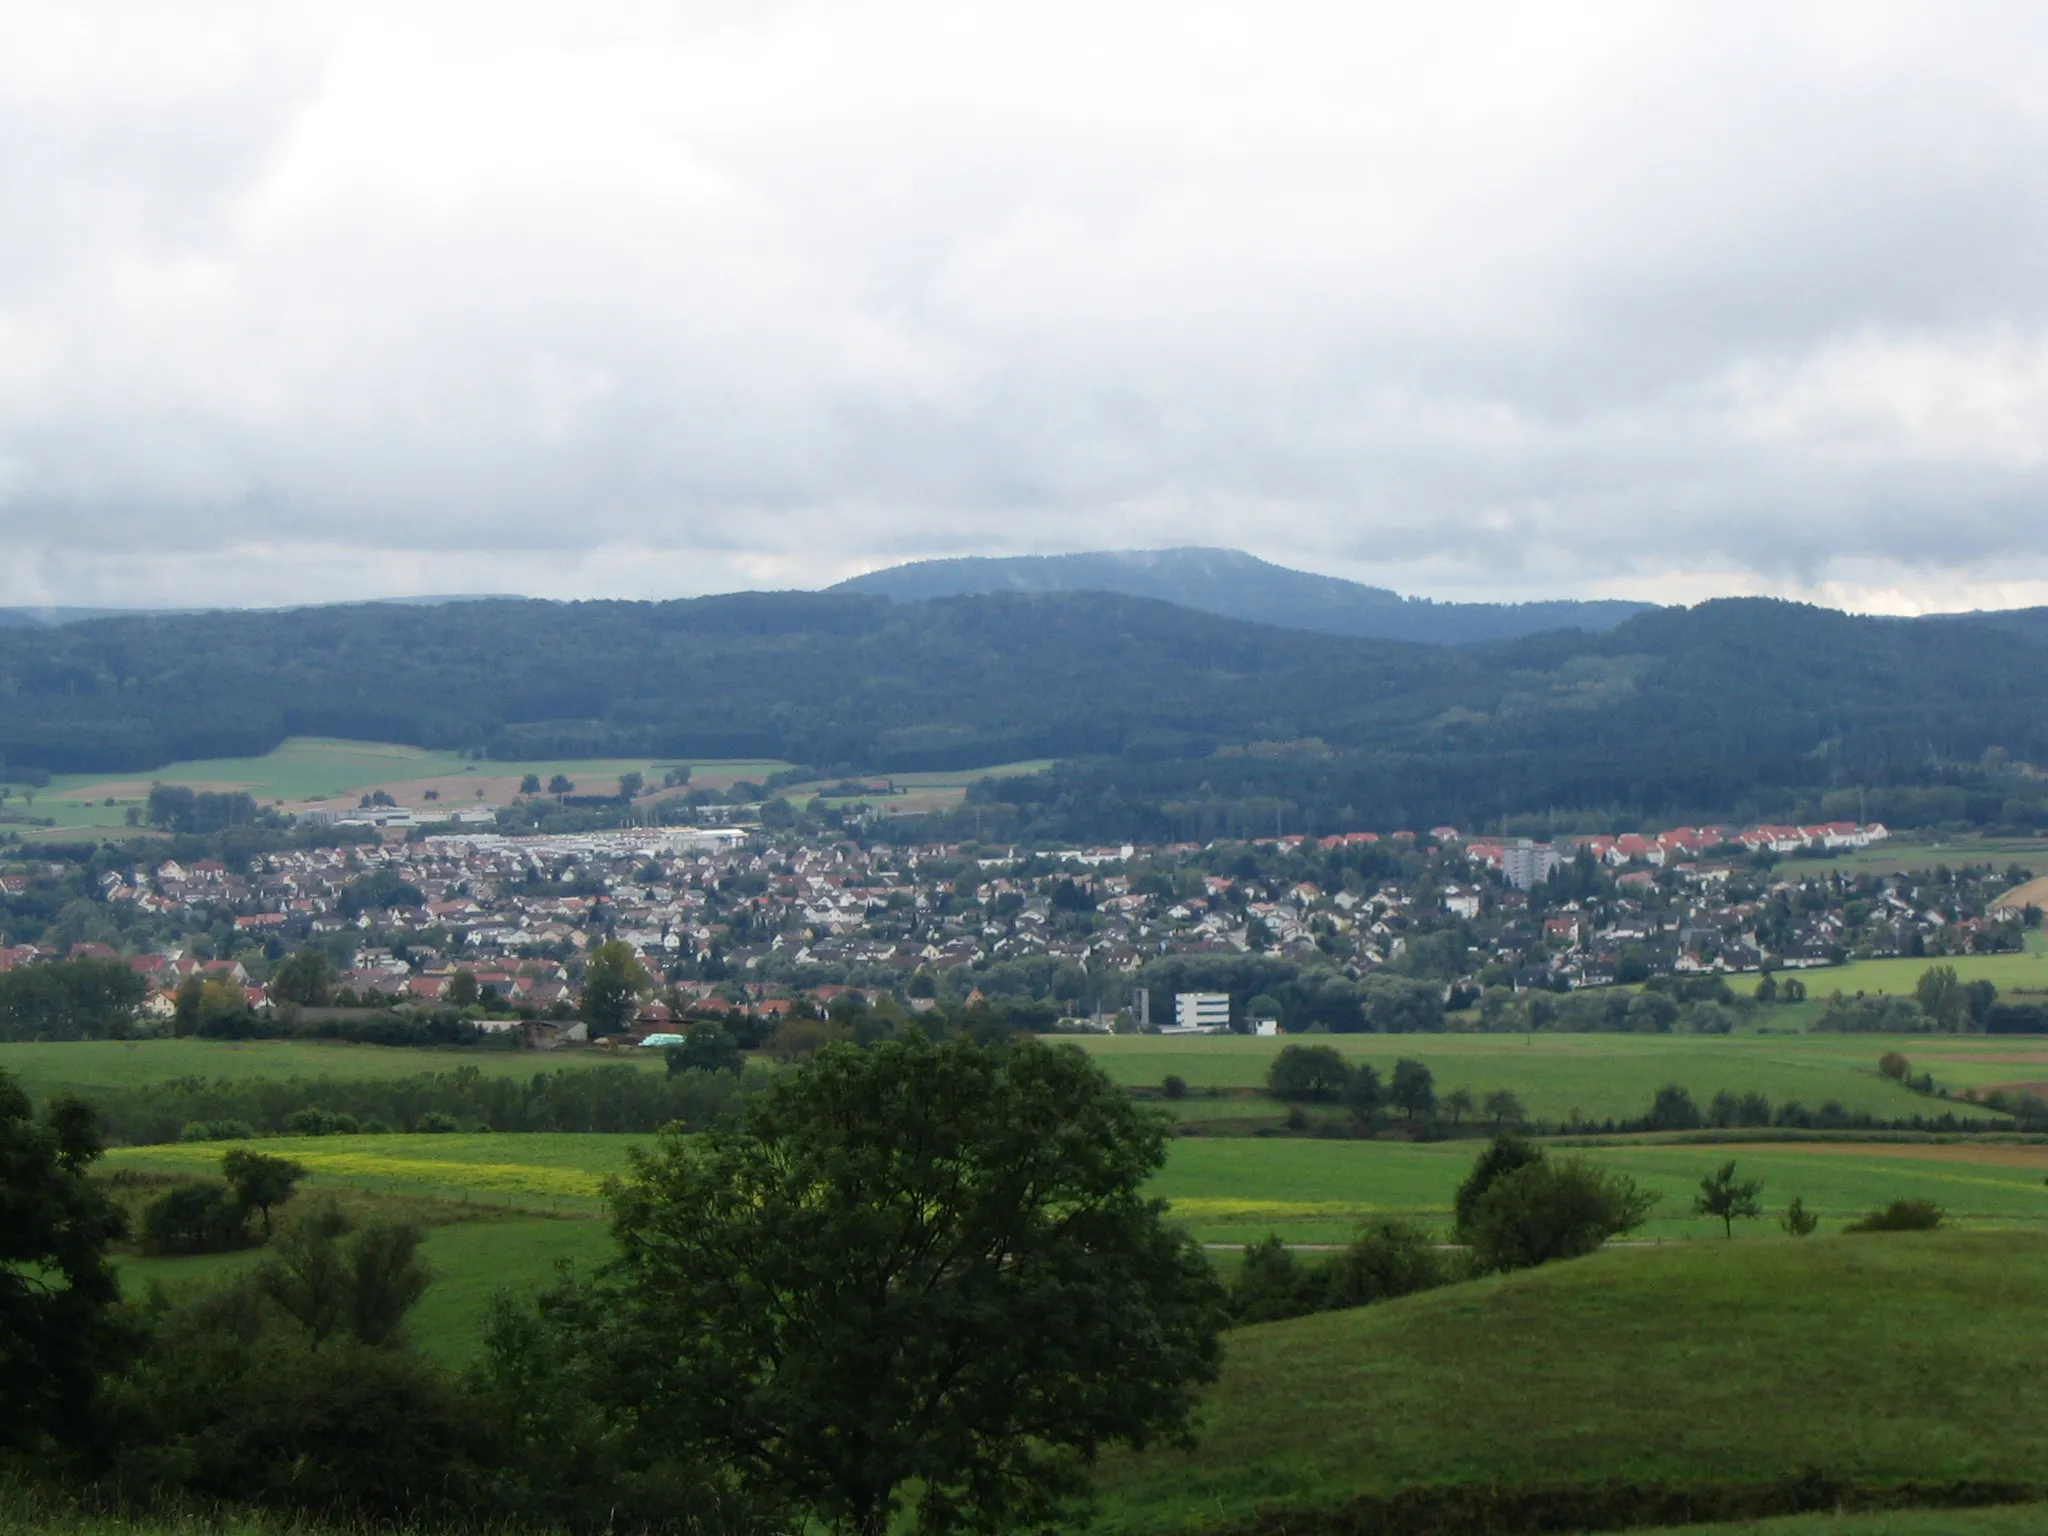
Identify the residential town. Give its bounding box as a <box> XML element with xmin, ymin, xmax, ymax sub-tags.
<box><xmin>1</xmin><ymin>813</ymin><xmax>2032</xmax><ymax>1027</ymax></box>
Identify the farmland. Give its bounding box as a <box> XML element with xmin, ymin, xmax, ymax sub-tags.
<box><xmin>23</xmin><ymin>735</ymin><xmax>799</xmax><ymax>835</ymax></box>
<box><xmin>1069</xmin><ymin>1030</ymin><xmax>2021</xmax><ymax>1125</ymax></box>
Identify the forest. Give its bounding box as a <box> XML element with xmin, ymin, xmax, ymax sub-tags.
<box><xmin>4</xmin><ymin>591</ymin><xmax>2048</xmax><ymax>835</ymax></box>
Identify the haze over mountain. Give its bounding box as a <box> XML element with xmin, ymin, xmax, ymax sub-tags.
<box><xmin>835</xmin><ymin>549</ymin><xmax>1656</xmax><ymax>645</ymax></box>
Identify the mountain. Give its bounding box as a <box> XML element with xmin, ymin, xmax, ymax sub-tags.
<box><xmin>2</xmin><ymin>590</ymin><xmax>2046</xmax><ymax>837</ymax></box>
<box><xmin>832</xmin><ymin>547</ymin><xmax>1657</xmax><ymax>644</ymax></box>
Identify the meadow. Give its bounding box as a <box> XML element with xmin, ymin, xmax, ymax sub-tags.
<box><xmin>1070</xmin><ymin>1030</ymin><xmax>2023</xmax><ymax>1125</ymax></box>
<box><xmin>0</xmin><ymin>1037</ymin><xmax>663</xmax><ymax>1099</ymax></box>
<box><xmin>1088</xmin><ymin>1231</ymin><xmax>2048</xmax><ymax>1533</ymax></box>
<box><xmin>27</xmin><ymin>735</ymin><xmax>798</xmax><ymax>833</ymax></box>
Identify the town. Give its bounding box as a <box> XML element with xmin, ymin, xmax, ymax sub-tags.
<box><xmin>3</xmin><ymin>810</ymin><xmax>2032</xmax><ymax>1033</ymax></box>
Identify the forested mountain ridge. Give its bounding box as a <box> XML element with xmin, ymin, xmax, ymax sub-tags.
<box><xmin>0</xmin><ymin>591</ymin><xmax>2044</xmax><ymax>832</ymax></box>
<box><xmin>833</xmin><ymin>546</ymin><xmax>1657</xmax><ymax>645</ymax></box>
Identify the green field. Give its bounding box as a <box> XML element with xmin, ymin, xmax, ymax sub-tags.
<box><xmin>0</xmin><ymin>1038</ymin><xmax>664</xmax><ymax>1099</ymax></box>
<box><xmin>1635</xmin><ymin>1512</ymin><xmax>2048</xmax><ymax>1535</ymax></box>
<box><xmin>1797</xmin><ymin>834</ymin><xmax>2048</xmax><ymax>878</ymax></box>
<box><xmin>1072</xmin><ymin>1031</ymin><xmax>2017</xmax><ymax>1125</ymax></box>
<box><xmin>1089</xmin><ymin>1230</ymin><xmax>2048</xmax><ymax>1533</ymax></box>
<box><xmin>21</xmin><ymin>735</ymin><xmax>796</xmax><ymax>833</ymax></box>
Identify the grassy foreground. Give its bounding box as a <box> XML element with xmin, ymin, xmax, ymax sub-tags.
<box><xmin>1089</xmin><ymin>1230</ymin><xmax>2048</xmax><ymax>1533</ymax></box>
<box><xmin>1632</xmin><ymin>1509</ymin><xmax>2048</xmax><ymax>1534</ymax></box>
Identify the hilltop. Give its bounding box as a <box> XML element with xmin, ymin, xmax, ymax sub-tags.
<box><xmin>833</xmin><ymin>546</ymin><xmax>1655</xmax><ymax>645</ymax></box>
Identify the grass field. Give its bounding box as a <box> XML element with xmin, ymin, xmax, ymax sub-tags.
<box><xmin>25</xmin><ymin>735</ymin><xmax>797</xmax><ymax>832</ymax></box>
<box><xmin>1632</xmin><ymin>1511</ymin><xmax>2048</xmax><ymax>1535</ymax></box>
<box><xmin>1088</xmin><ymin>1230</ymin><xmax>2048</xmax><ymax>1533</ymax></box>
<box><xmin>1071</xmin><ymin>1031</ymin><xmax>2013</xmax><ymax>1125</ymax></box>
<box><xmin>0</xmin><ymin>1038</ymin><xmax>664</xmax><ymax>1099</ymax></box>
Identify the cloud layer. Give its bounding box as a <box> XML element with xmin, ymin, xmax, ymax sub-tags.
<box><xmin>7</xmin><ymin>1</ymin><xmax>2048</xmax><ymax>611</ymax></box>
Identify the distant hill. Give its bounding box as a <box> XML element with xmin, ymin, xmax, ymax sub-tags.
<box><xmin>2</xmin><ymin>589</ymin><xmax>2046</xmax><ymax>837</ymax></box>
<box><xmin>832</xmin><ymin>547</ymin><xmax>1657</xmax><ymax>644</ymax></box>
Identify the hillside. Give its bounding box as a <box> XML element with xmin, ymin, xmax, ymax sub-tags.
<box><xmin>833</xmin><ymin>546</ymin><xmax>1656</xmax><ymax>644</ymax></box>
<box><xmin>1090</xmin><ymin>1231</ymin><xmax>2048</xmax><ymax>1534</ymax></box>
<box><xmin>3</xmin><ymin>591</ymin><xmax>2047</xmax><ymax>834</ymax></box>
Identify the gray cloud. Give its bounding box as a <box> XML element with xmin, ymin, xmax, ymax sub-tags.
<box><xmin>6</xmin><ymin>1</ymin><xmax>2048</xmax><ymax>612</ymax></box>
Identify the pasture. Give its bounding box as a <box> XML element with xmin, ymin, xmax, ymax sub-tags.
<box><xmin>1089</xmin><ymin>1231</ymin><xmax>2048</xmax><ymax>1533</ymax></box>
<box><xmin>32</xmin><ymin>735</ymin><xmax>797</xmax><ymax>830</ymax></box>
<box><xmin>0</xmin><ymin>1037</ymin><xmax>663</xmax><ymax>1099</ymax></box>
<box><xmin>1069</xmin><ymin>1031</ymin><xmax>2013</xmax><ymax>1125</ymax></box>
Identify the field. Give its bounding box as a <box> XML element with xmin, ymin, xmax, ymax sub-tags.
<box><xmin>0</xmin><ymin>1037</ymin><xmax>663</xmax><ymax>1099</ymax></box>
<box><xmin>22</xmin><ymin>735</ymin><xmax>798</xmax><ymax>835</ymax></box>
<box><xmin>1069</xmin><ymin>1031</ymin><xmax>2018</xmax><ymax>1126</ymax></box>
<box><xmin>1088</xmin><ymin>1231</ymin><xmax>2048</xmax><ymax>1532</ymax></box>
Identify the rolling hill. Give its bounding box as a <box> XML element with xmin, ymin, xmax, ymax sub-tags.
<box><xmin>833</xmin><ymin>546</ymin><xmax>1656</xmax><ymax>645</ymax></box>
<box><xmin>1</xmin><ymin>590</ymin><xmax>2045</xmax><ymax>835</ymax></box>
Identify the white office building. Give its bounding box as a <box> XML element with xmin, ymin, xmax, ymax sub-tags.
<box><xmin>1173</xmin><ymin>992</ymin><xmax>1231</xmax><ymax>1031</ymax></box>
<box><xmin>1503</xmin><ymin>839</ymin><xmax>1562</xmax><ymax>892</ymax></box>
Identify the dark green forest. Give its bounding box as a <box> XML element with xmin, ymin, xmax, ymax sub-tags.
<box><xmin>3</xmin><ymin>592</ymin><xmax>2047</xmax><ymax>837</ymax></box>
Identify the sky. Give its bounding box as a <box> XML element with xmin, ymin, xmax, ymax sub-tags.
<box><xmin>7</xmin><ymin>2</ymin><xmax>2048</xmax><ymax>614</ymax></box>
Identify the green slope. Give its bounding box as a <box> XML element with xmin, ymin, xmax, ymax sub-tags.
<box><xmin>1091</xmin><ymin>1231</ymin><xmax>2048</xmax><ymax>1533</ymax></box>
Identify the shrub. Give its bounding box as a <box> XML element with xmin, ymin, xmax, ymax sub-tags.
<box><xmin>1465</xmin><ymin>1157</ymin><xmax>1657</xmax><ymax>1273</ymax></box>
<box><xmin>1453</xmin><ymin>1134</ymin><xmax>1545</xmax><ymax>1239</ymax></box>
<box><xmin>414</xmin><ymin>1110</ymin><xmax>461</xmax><ymax>1133</ymax></box>
<box><xmin>142</xmin><ymin>1181</ymin><xmax>251</xmax><ymax>1255</ymax></box>
<box><xmin>1229</xmin><ymin>1235</ymin><xmax>1322</xmax><ymax>1324</ymax></box>
<box><xmin>1161</xmin><ymin>1074</ymin><xmax>1188</xmax><ymax>1100</ymax></box>
<box><xmin>1644</xmin><ymin>1083</ymin><xmax>1703</xmax><ymax>1131</ymax></box>
<box><xmin>1846</xmin><ymin>1198</ymin><xmax>1943</xmax><ymax>1233</ymax></box>
<box><xmin>1782</xmin><ymin>1195</ymin><xmax>1819</xmax><ymax>1236</ymax></box>
<box><xmin>283</xmin><ymin>1108</ymin><xmax>359</xmax><ymax>1137</ymax></box>
<box><xmin>180</xmin><ymin>1119</ymin><xmax>256</xmax><ymax>1142</ymax></box>
<box><xmin>1322</xmin><ymin>1218</ymin><xmax>1448</xmax><ymax>1308</ymax></box>
<box><xmin>1878</xmin><ymin>1051</ymin><xmax>1910</xmax><ymax>1081</ymax></box>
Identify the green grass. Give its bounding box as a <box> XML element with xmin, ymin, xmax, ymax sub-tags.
<box><xmin>1089</xmin><ymin>1230</ymin><xmax>2048</xmax><ymax>1533</ymax></box>
<box><xmin>1797</xmin><ymin>834</ymin><xmax>2048</xmax><ymax>878</ymax></box>
<box><xmin>1151</xmin><ymin>1135</ymin><xmax>2048</xmax><ymax>1243</ymax></box>
<box><xmin>29</xmin><ymin>734</ymin><xmax>795</xmax><ymax>828</ymax></box>
<box><xmin>1629</xmin><ymin>1510</ymin><xmax>2048</xmax><ymax>1534</ymax></box>
<box><xmin>0</xmin><ymin>1038</ymin><xmax>663</xmax><ymax>1098</ymax></box>
<box><xmin>1073</xmin><ymin>1032</ymin><xmax>2009</xmax><ymax>1125</ymax></box>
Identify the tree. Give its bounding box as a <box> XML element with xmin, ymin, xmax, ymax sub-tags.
<box><xmin>547</xmin><ymin>774</ymin><xmax>574</xmax><ymax>795</ymax></box>
<box><xmin>1692</xmin><ymin>1160</ymin><xmax>1764</xmax><ymax>1238</ymax></box>
<box><xmin>1464</xmin><ymin>1157</ymin><xmax>1657</xmax><ymax>1272</ymax></box>
<box><xmin>570</xmin><ymin>1034</ymin><xmax>1225</xmax><ymax>1535</ymax></box>
<box><xmin>519</xmin><ymin>773</ymin><xmax>542</xmax><ymax>794</ymax></box>
<box><xmin>446</xmin><ymin>969</ymin><xmax>482</xmax><ymax>1009</ymax></box>
<box><xmin>1</xmin><ymin>1073</ymin><xmax>132</xmax><ymax>1453</ymax></box>
<box><xmin>222</xmin><ymin>1148</ymin><xmax>307</xmax><ymax>1237</ymax></box>
<box><xmin>1441</xmin><ymin>1087</ymin><xmax>1474</xmax><ymax>1126</ymax></box>
<box><xmin>1916</xmin><ymin>964</ymin><xmax>1967</xmax><ymax>1030</ymax></box>
<box><xmin>665</xmin><ymin>1022</ymin><xmax>744</xmax><ymax>1076</ymax></box>
<box><xmin>1390</xmin><ymin>1058</ymin><xmax>1435</xmax><ymax>1119</ymax></box>
<box><xmin>1878</xmin><ymin>1051</ymin><xmax>1910</xmax><ymax>1082</ymax></box>
<box><xmin>258</xmin><ymin>1199</ymin><xmax>430</xmax><ymax>1349</ymax></box>
<box><xmin>1482</xmin><ymin>1088</ymin><xmax>1525</xmax><ymax>1130</ymax></box>
<box><xmin>1645</xmin><ymin>1083</ymin><xmax>1704</xmax><ymax>1131</ymax></box>
<box><xmin>1781</xmin><ymin>1195</ymin><xmax>1819</xmax><ymax>1237</ymax></box>
<box><xmin>141</xmin><ymin>1181</ymin><xmax>249</xmax><ymax>1254</ymax></box>
<box><xmin>172</xmin><ymin>972</ymin><xmax>205</xmax><ymax>1036</ymax></box>
<box><xmin>1266</xmin><ymin>1043</ymin><xmax>1351</xmax><ymax>1100</ymax></box>
<box><xmin>581</xmin><ymin>941</ymin><xmax>649</xmax><ymax>1037</ymax></box>
<box><xmin>618</xmin><ymin>771</ymin><xmax>645</xmax><ymax>800</ymax></box>
<box><xmin>1452</xmin><ymin>1134</ymin><xmax>1546</xmax><ymax>1240</ymax></box>
<box><xmin>270</xmin><ymin>949</ymin><xmax>334</xmax><ymax>1008</ymax></box>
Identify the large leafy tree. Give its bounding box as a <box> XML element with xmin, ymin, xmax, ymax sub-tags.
<box><xmin>580</xmin><ymin>940</ymin><xmax>649</xmax><ymax>1037</ymax></box>
<box><xmin>0</xmin><ymin>1071</ymin><xmax>133</xmax><ymax>1455</ymax></box>
<box><xmin>568</xmin><ymin>1033</ymin><xmax>1224</xmax><ymax>1534</ymax></box>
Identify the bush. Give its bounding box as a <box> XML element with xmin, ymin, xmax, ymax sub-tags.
<box><xmin>142</xmin><ymin>1181</ymin><xmax>251</xmax><ymax>1254</ymax></box>
<box><xmin>1782</xmin><ymin>1195</ymin><xmax>1819</xmax><ymax>1236</ymax></box>
<box><xmin>1878</xmin><ymin>1051</ymin><xmax>1910</xmax><ymax>1081</ymax></box>
<box><xmin>1161</xmin><ymin>1074</ymin><xmax>1188</xmax><ymax>1100</ymax></box>
<box><xmin>1453</xmin><ymin>1134</ymin><xmax>1545</xmax><ymax>1239</ymax></box>
<box><xmin>283</xmin><ymin>1108</ymin><xmax>359</xmax><ymax>1136</ymax></box>
<box><xmin>1846</xmin><ymin>1198</ymin><xmax>1943</xmax><ymax>1233</ymax></box>
<box><xmin>180</xmin><ymin>1119</ymin><xmax>256</xmax><ymax>1142</ymax></box>
<box><xmin>1321</xmin><ymin>1218</ymin><xmax>1448</xmax><ymax>1308</ymax></box>
<box><xmin>1464</xmin><ymin>1156</ymin><xmax>1657</xmax><ymax>1273</ymax></box>
<box><xmin>414</xmin><ymin>1110</ymin><xmax>461</xmax><ymax>1133</ymax></box>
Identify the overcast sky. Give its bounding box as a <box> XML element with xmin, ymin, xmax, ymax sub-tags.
<box><xmin>7</xmin><ymin>2</ymin><xmax>2048</xmax><ymax>613</ymax></box>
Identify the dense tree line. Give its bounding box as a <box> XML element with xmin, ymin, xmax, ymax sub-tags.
<box><xmin>4</xmin><ymin>592</ymin><xmax>2048</xmax><ymax>832</ymax></box>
